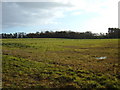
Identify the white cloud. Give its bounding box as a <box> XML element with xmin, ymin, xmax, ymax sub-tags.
<box><xmin>84</xmin><ymin>0</ymin><xmax>119</xmax><ymax>33</ymax></box>
<box><xmin>71</xmin><ymin>12</ymin><xmax>82</xmax><ymax>16</ymax></box>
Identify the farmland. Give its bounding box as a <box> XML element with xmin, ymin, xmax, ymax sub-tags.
<box><xmin>2</xmin><ymin>38</ymin><xmax>120</xmax><ymax>88</ymax></box>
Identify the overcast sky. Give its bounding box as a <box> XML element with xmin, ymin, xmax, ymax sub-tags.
<box><xmin>1</xmin><ymin>0</ymin><xmax>119</xmax><ymax>33</ymax></box>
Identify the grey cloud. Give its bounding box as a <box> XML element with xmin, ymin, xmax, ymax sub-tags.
<box><xmin>2</xmin><ymin>0</ymin><xmax>56</xmax><ymax>2</ymax></box>
<box><xmin>17</xmin><ymin>2</ymin><xmax>72</xmax><ymax>9</ymax></box>
<box><xmin>0</xmin><ymin>3</ymin><xmax>2</xmax><ymax>30</ymax></box>
<box><xmin>2</xmin><ymin>2</ymin><xmax>73</xmax><ymax>28</ymax></box>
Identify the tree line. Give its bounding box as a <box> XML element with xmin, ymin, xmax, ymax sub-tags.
<box><xmin>1</xmin><ymin>28</ymin><xmax>120</xmax><ymax>39</ymax></box>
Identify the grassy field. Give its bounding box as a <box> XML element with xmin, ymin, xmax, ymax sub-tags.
<box><xmin>2</xmin><ymin>38</ymin><xmax>120</xmax><ymax>88</ymax></box>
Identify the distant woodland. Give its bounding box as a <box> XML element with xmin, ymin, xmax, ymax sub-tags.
<box><xmin>1</xmin><ymin>28</ymin><xmax>120</xmax><ymax>39</ymax></box>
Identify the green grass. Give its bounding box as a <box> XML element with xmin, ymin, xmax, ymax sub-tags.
<box><xmin>2</xmin><ymin>38</ymin><xmax>120</xmax><ymax>88</ymax></box>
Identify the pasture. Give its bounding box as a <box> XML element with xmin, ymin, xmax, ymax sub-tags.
<box><xmin>2</xmin><ymin>38</ymin><xmax>120</xmax><ymax>88</ymax></box>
